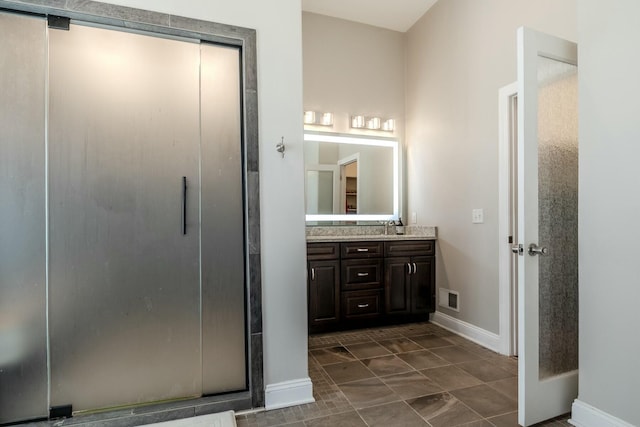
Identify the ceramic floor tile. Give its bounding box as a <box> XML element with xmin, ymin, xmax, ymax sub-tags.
<box><xmin>486</xmin><ymin>376</ymin><xmax>518</xmax><ymax>400</ymax></box>
<box><xmin>410</xmin><ymin>334</ymin><xmax>456</xmax><ymax>349</ymax></box>
<box><xmin>450</xmin><ymin>384</ymin><xmax>517</xmax><ymax>418</ymax></box>
<box><xmin>345</xmin><ymin>341</ymin><xmax>392</xmax><ymax>359</ymax></box>
<box><xmin>486</xmin><ymin>411</ymin><xmax>519</xmax><ymax>427</ymax></box>
<box><xmin>457</xmin><ymin>359</ymin><xmax>515</xmax><ymax>382</ymax></box>
<box><xmin>429</xmin><ymin>345</ymin><xmax>483</xmax><ymax>364</ymax></box>
<box><xmin>397</xmin><ymin>350</ymin><xmax>450</xmax><ymax>370</ymax></box>
<box><xmin>337</xmin><ymin>378</ymin><xmax>401</xmax><ymax>409</ymax></box>
<box><xmin>378</xmin><ymin>337</ymin><xmax>423</xmax><ymax>354</ymax></box>
<box><xmin>357</xmin><ymin>401</ymin><xmax>428</xmax><ymax>427</ymax></box>
<box><xmin>310</xmin><ymin>346</ymin><xmax>356</xmax><ymax>365</ymax></box>
<box><xmin>362</xmin><ymin>355</ymin><xmax>414</xmax><ymax>377</ymax></box>
<box><xmin>407</xmin><ymin>392</ymin><xmax>483</xmax><ymax>427</ymax></box>
<box><xmin>303</xmin><ymin>410</ymin><xmax>366</xmax><ymax>427</ymax></box>
<box><xmin>380</xmin><ymin>371</ymin><xmax>443</xmax><ymax>399</ymax></box>
<box><xmin>421</xmin><ymin>365</ymin><xmax>484</xmax><ymax>391</ymax></box>
<box><xmin>323</xmin><ymin>361</ymin><xmax>375</xmax><ymax>384</ymax></box>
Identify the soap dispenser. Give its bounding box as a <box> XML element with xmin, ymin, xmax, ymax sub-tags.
<box><xmin>396</xmin><ymin>217</ymin><xmax>404</xmax><ymax>235</ymax></box>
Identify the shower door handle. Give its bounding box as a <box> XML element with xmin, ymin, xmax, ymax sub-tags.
<box><xmin>181</xmin><ymin>176</ymin><xmax>187</xmax><ymax>235</ymax></box>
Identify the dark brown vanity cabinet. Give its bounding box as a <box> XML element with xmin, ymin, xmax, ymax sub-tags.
<box><xmin>340</xmin><ymin>242</ymin><xmax>384</xmax><ymax>324</ymax></box>
<box><xmin>308</xmin><ymin>239</ymin><xmax>435</xmax><ymax>333</ymax></box>
<box><xmin>385</xmin><ymin>241</ymin><xmax>436</xmax><ymax>320</ymax></box>
<box><xmin>307</xmin><ymin>243</ymin><xmax>340</xmax><ymax>332</ymax></box>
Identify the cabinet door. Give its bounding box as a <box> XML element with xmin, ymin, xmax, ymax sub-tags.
<box><xmin>411</xmin><ymin>256</ymin><xmax>435</xmax><ymax>314</ymax></box>
<box><xmin>308</xmin><ymin>260</ymin><xmax>340</xmax><ymax>331</ymax></box>
<box><xmin>384</xmin><ymin>257</ymin><xmax>411</xmax><ymax>315</ymax></box>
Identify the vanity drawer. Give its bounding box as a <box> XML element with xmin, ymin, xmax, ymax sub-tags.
<box><xmin>341</xmin><ymin>259</ymin><xmax>383</xmax><ymax>291</ymax></box>
<box><xmin>341</xmin><ymin>241</ymin><xmax>384</xmax><ymax>259</ymax></box>
<box><xmin>384</xmin><ymin>240</ymin><xmax>435</xmax><ymax>257</ymax></box>
<box><xmin>307</xmin><ymin>242</ymin><xmax>340</xmax><ymax>260</ymax></box>
<box><xmin>342</xmin><ymin>290</ymin><xmax>382</xmax><ymax>320</ymax></box>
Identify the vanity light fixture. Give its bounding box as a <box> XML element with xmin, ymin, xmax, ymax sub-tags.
<box><xmin>366</xmin><ymin>117</ymin><xmax>381</xmax><ymax>130</ymax></box>
<box><xmin>351</xmin><ymin>115</ymin><xmax>366</xmax><ymax>129</ymax></box>
<box><xmin>304</xmin><ymin>110</ymin><xmax>333</xmax><ymax>126</ymax></box>
<box><xmin>303</xmin><ymin>110</ymin><xmax>316</xmax><ymax>125</ymax></box>
<box><xmin>351</xmin><ymin>115</ymin><xmax>395</xmax><ymax>132</ymax></box>
<box><xmin>382</xmin><ymin>119</ymin><xmax>395</xmax><ymax>132</ymax></box>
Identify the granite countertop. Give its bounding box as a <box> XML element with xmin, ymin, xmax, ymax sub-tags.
<box><xmin>306</xmin><ymin>225</ymin><xmax>437</xmax><ymax>242</ymax></box>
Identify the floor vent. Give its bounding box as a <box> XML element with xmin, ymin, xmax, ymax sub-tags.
<box><xmin>438</xmin><ymin>288</ymin><xmax>460</xmax><ymax>312</ymax></box>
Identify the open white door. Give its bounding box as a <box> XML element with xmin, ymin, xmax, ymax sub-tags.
<box><xmin>516</xmin><ymin>27</ymin><xmax>579</xmax><ymax>426</ymax></box>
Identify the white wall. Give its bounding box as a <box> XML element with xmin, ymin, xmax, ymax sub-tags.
<box><xmin>302</xmin><ymin>12</ymin><xmax>406</xmax><ymax>146</ymax></box>
<box><xmin>98</xmin><ymin>0</ymin><xmax>309</xmax><ymax>400</ymax></box>
<box><xmin>575</xmin><ymin>0</ymin><xmax>640</xmax><ymax>425</ymax></box>
<box><xmin>405</xmin><ymin>0</ymin><xmax>576</xmax><ymax>333</ymax></box>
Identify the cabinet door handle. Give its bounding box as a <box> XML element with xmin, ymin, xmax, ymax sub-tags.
<box><xmin>357</xmin><ymin>303</ymin><xmax>369</xmax><ymax>308</ymax></box>
<box><xmin>311</xmin><ymin>268</ymin><xmax>315</xmax><ymax>281</ymax></box>
<box><xmin>357</xmin><ymin>272</ymin><xmax>369</xmax><ymax>277</ymax></box>
<box><xmin>412</xmin><ymin>263</ymin><xmax>417</xmax><ymax>274</ymax></box>
<box><xmin>356</xmin><ymin>248</ymin><xmax>369</xmax><ymax>252</ymax></box>
<box><xmin>407</xmin><ymin>263</ymin><xmax>412</xmax><ymax>275</ymax></box>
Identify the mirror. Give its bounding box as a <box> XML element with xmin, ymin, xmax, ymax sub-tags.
<box><xmin>304</xmin><ymin>131</ymin><xmax>399</xmax><ymax>222</ymax></box>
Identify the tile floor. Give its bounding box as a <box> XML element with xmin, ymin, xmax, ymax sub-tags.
<box><xmin>236</xmin><ymin>322</ymin><xmax>571</xmax><ymax>427</ymax></box>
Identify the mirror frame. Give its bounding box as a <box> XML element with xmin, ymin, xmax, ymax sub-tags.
<box><xmin>304</xmin><ymin>131</ymin><xmax>399</xmax><ymax>222</ymax></box>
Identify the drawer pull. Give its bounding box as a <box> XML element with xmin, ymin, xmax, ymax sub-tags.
<box><xmin>357</xmin><ymin>303</ymin><xmax>370</xmax><ymax>308</ymax></box>
<box><xmin>357</xmin><ymin>272</ymin><xmax>369</xmax><ymax>277</ymax></box>
<box><xmin>311</xmin><ymin>268</ymin><xmax>315</xmax><ymax>281</ymax></box>
<box><xmin>356</xmin><ymin>248</ymin><xmax>369</xmax><ymax>252</ymax></box>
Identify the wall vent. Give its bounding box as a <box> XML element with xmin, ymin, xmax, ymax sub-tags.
<box><xmin>438</xmin><ymin>288</ymin><xmax>460</xmax><ymax>312</ymax></box>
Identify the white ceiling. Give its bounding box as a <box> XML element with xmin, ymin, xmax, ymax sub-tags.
<box><xmin>301</xmin><ymin>0</ymin><xmax>438</xmax><ymax>33</ymax></box>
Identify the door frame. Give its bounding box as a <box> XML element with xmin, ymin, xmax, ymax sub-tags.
<box><xmin>498</xmin><ymin>82</ymin><xmax>518</xmax><ymax>356</ymax></box>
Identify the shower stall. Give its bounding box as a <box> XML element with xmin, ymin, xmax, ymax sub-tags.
<box><xmin>0</xmin><ymin>7</ymin><xmax>258</xmax><ymax>424</ymax></box>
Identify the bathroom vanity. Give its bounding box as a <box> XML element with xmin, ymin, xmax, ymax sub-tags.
<box><xmin>306</xmin><ymin>227</ymin><xmax>436</xmax><ymax>334</ymax></box>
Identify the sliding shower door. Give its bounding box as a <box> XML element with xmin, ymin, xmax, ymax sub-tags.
<box><xmin>0</xmin><ymin>12</ymin><xmax>48</xmax><ymax>424</ymax></box>
<box><xmin>48</xmin><ymin>24</ymin><xmax>203</xmax><ymax>410</ymax></box>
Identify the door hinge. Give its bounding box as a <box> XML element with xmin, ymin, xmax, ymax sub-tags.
<box><xmin>48</xmin><ymin>15</ymin><xmax>70</xmax><ymax>30</ymax></box>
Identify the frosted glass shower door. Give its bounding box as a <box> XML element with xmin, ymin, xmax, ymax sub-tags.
<box><xmin>48</xmin><ymin>23</ymin><xmax>202</xmax><ymax>411</ymax></box>
<box><xmin>516</xmin><ymin>27</ymin><xmax>578</xmax><ymax>426</ymax></box>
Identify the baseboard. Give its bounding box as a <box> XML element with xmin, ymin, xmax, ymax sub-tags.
<box><xmin>431</xmin><ymin>311</ymin><xmax>501</xmax><ymax>353</ymax></box>
<box><xmin>570</xmin><ymin>399</ymin><xmax>635</xmax><ymax>427</ymax></box>
<box><xmin>264</xmin><ymin>378</ymin><xmax>315</xmax><ymax>411</ymax></box>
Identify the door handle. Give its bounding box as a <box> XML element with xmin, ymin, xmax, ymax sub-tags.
<box><xmin>181</xmin><ymin>176</ymin><xmax>187</xmax><ymax>235</ymax></box>
<box><xmin>528</xmin><ymin>243</ymin><xmax>548</xmax><ymax>256</ymax></box>
<box><xmin>412</xmin><ymin>263</ymin><xmax>417</xmax><ymax>274</ymax></box>
<box><xmin>407</xmin><ymin>263</ymin><xmax>412</xmax><ymax>275</ymax></box>
<box><xmin>311</xmin><ymin>268</ymin><xmax>315</xmax><ymax>281</ymax></box>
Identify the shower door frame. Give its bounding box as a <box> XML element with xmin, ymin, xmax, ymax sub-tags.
<box><xmin>0</xmin><ymin>0</ymin><xmax>263</xmax><ymax>421</ymax></box>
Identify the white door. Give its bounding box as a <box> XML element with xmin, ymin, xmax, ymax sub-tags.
<box><xmin>516</xmin><ymin>27</ymin><xmax>579</xmax><ymax>426</ymax></box>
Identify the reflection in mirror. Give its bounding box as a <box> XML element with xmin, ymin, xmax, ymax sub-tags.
<box><xmin>304</xmin><ymin>132</ymin><xmax>399</xmax><ymax>222</ymax></box>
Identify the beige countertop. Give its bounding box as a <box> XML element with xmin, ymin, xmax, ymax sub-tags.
<box><xmin>306</xmin><ymin>225</ymin><xmax>437</xmax><ymax>243</ymax></box>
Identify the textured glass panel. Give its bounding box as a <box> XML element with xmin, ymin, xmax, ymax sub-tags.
<box><xmin>200</xmin><ymin>43</ymin><xmax>247</xmax><ymax>394</ymax></box>
<box><xmin>48</xmin><ymin>24</ymin><xmax>202</xmax><ymax>410</ymax></box>
<box><xmin>537</xmin><ymin>56</ymin><xmax>578</xmax><ymax>379</ymax></box>
<box><xmin>0</xmin><ymin>12</ymin><xmax>48</xmax><ymax>424</ymax></box>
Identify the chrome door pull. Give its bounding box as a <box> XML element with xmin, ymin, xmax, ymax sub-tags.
<box><xmin>311</xmin><ymin>268</ymin><xmax>315</xmax><ymax>281</ymax></box>
<box><xmin>528</xmin><ymin>243</ymin><xmax>548</xmax><ymax>256</ymax></box>
<box><xmin>512</xmin><ymin>244</ymin><xmax>524</xmax><ymax>256</ymax></box>
<box><xmin>357</xmin><ymin>272</ymin><xmax>369</xmax><ymax>277</ymax></box>
<box><xmin>407</xmin><ymin>263</ymin><xmax>412</xmax><ymax>274</ymax></box>
<box><xmin>356</xmin><ymin>248</ymin><xmax>369</xmax><ymax>252</ymax></box>
<box><xmin>412</xmin><ymin>263</ymin><xmax>417</xmax><ymax>274</ymax></box>
<box><xmin>357</xmin><ymin>304</ymin><xmax>369</xmax><ymax>308</ymax></box>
